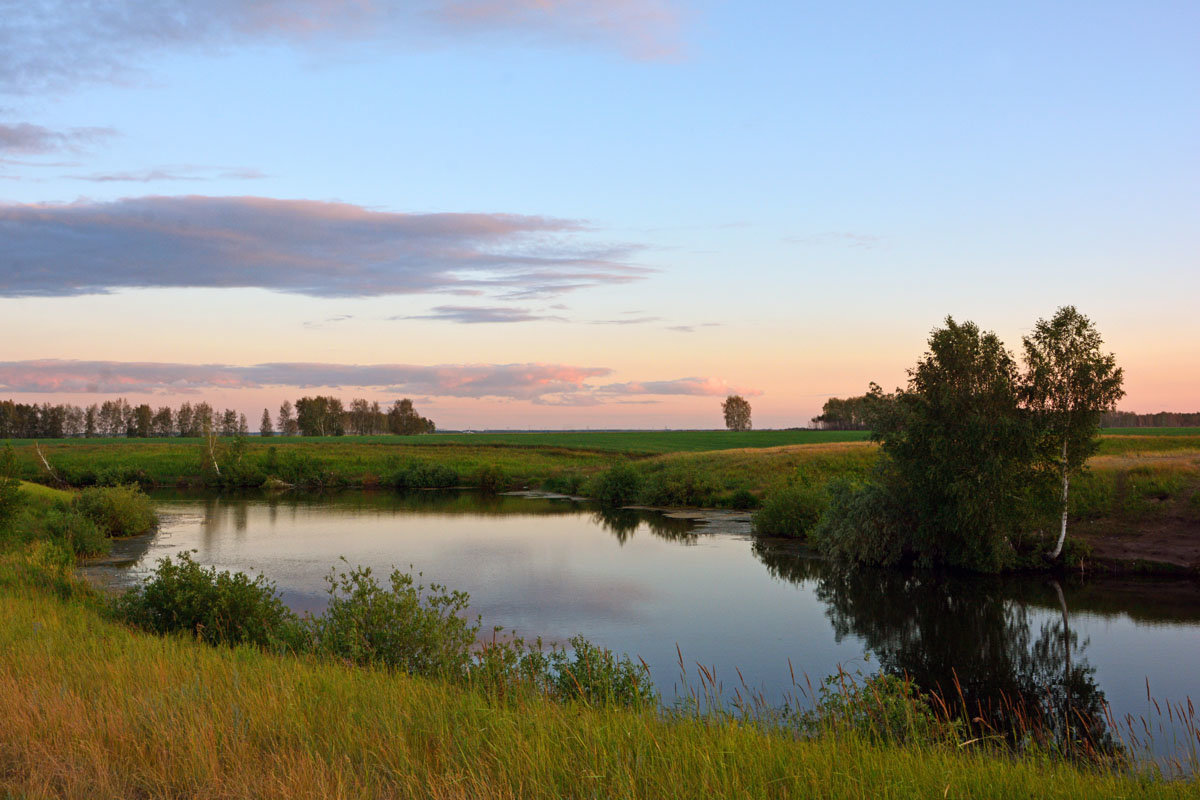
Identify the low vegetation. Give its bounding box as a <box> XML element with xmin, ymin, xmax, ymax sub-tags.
<box><xmin>2</xmin><ymin>447</ymin><xmax>1198</xmax><ymax>796</ymax></box>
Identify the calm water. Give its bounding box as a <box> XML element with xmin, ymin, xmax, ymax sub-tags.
<box><xmin>123</xmin><ymin>489</ymin><xmax>1200</xmax><ymax>758</ymax></box>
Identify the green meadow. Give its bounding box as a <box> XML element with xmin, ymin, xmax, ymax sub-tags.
<box><xmin>6</xmin><ymin>430</ymin><xmax>1200</xmax><ymax>516</ymax></box>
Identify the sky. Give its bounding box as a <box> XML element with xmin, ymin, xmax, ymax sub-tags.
<box><xmin>1</xmin><ymin>0</ymin><xmax>1197</xmax><ymax>429</ymax></box>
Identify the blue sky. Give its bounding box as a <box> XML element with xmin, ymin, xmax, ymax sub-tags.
<box><xmin>2</xmin><ymin>1</ymin><xmax>1196</xmax><ymax>427</ymax></box>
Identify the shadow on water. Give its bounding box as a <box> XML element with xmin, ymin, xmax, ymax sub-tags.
<box><xmin>752</xmin><ymin>540</ymin><xmax>1121</xmax><ymax>758</ymax></box>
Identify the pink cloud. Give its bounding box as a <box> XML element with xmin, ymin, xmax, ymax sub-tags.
<box><xmin>597</xmin><ymin>377</ymin><xmax>763</xmax><ymax>397</ymax></box>
<box><xmin>0</xmin><ymin>360</ymin><xmax>760</xmax><ymax>403</ymax></box>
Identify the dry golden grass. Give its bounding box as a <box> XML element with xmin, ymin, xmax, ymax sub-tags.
<box><xmin>1</xmin><ymin>582</ymin><xmax>1195</xmax><ymax>800</ymax></box>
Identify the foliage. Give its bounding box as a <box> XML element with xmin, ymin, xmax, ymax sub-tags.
<box><xmin>810</xmin><ymin>479</ymin><xmax>912</xmax><ymax>567</ymax></box>
<box><xmin>310</xmin><ymin>563</ymin><xmax>478</xmax><ymax>680</ymax></box>
<box><xmin>541</xmin><ymin>471</ymin><xmax>585</xmax><ymax>495</ymax></box>
<box><xmin>812</xmin><ymin>383</ymin><xmax>896</xmax><ymax>430</ymax></box>
<box><xmin>637</xmin><ymin>471</ymin><xmax>719</xmax><ymax>507</ymax></box>
<box><xmin>294</xmin><ymin>396</ymin><xmax>346</xmax><ymax>436</ymax></box>
<box><xmin>590</xmin><ymin>462</ymin><xmax>643</xmax><ymax>507</ymax></box>
<box><xmin>721</xmin><ymin>394</ymin><xmax>752</xmax><ymax>431</ymax></box>
<box><xmin>798</xmin><ymin>670</ymin><xmax>959</xmax><ymax>746</ymax></box>
<box><xmin>72</xmin><ymin>484</ymin><xmax>157</xmax><ymax>538</ymax></box>
<box><xmin>390</xmin><ymin>461</ymin><xmax>458</xmax><ymax>490</ymax></box>
<box><xmin>723</xmin><ymin>487</ymin><xmax>759</xmax><ymax>510</ymax></box>
<box><xmin>387</xmin><ymin>398</ymin><xmax>436</xmax><ymax>435</ymax></box>
<box><xmin>817</xmin><ymin>318</ymin><xmax>1047</xmax><ymax>572</ymax></box>
<box><xmin>751</xmin><ymin>478</ymin><xmax>828</xmax><ymax>538</ymax></box>
<box><xmin>44</xmin><ymin>505</ymin><xmax>110</xmax><ymax>556</ymax></box>
<box><xmin>473</xmin><ymin>464</ymin><xmax>506</xmax><ymax>494</ymax></box>
<box><xmin>0</xmin><ymin>443</ymin><xmax>22</xmax><ymax>529</ymax></box>
<box><xmin>1023</xmin><ymin>306</ymin><xmax>1125</xmax><ymax>558</ymax></box>
<box><xmin>544</xmin><ymin>635</ymin><xmax>656</xmax><ymax>707</ymax></box>
<box><xmin>114</xmin><ymin>551</ymin><xmax>304</xmax><ymax>650</ymax></box>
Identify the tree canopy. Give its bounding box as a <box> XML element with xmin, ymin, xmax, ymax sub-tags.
<box><xmin>813</xmin><ymin>310</ymin><xmax>1122</xmax><ymax>572</ymax></box>
<box><xmin>722</xmin><ymin>395</ymin><xmax>752</xmax><ymax>431</ymax></box>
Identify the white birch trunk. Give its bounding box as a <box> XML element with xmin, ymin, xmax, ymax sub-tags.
<box><xmin>1049</xmin><ymin>438</ymin><xmax>1069</xmax><ymax>559</ymax></box>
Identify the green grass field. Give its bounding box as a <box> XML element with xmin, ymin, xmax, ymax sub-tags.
<box><xmin>6</xmin><ymin>429</ymin><xmax>1200</xmax><ymax>512</ymax></box>
<box><xmin>398</xmin><ymin>429</ymin><xmax>873</xmax><ymax>452</ymax></box>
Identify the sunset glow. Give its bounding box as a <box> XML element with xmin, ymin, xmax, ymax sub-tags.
<box><xmin>2</xmin><ymin>1</ymin><xmax>1196</xmax><ymax>427</ymax></box>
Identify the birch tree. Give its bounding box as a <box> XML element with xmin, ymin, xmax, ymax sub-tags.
<box><xmin>1022</xmin><ymin>307</ymin><xmax>1124</xmax><ymax>560</ymax></box>
<box><xmin>722</xmin><ymin>395</ymin><xmax>752</xmax><ymax>431</ymax></box>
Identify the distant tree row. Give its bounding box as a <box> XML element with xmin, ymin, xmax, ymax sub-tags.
<box><xmin>1099</xmin><ymin>410</ymin><xmax>1200</xmax><ymax>428</ymax></box>
<box><xmin>0</xmin><ymin>396</ymin><xmax>435</xmax><ymax>439</ymax></box>
<box><xmin>813</xmin><ymin>396</ymin><xmax>1199</xmax><ymax>431</ymax></box>
<box><xmin>811</xmin><ymin>384</ymin><xmax>893</xmax><ymax>430</ymax></box>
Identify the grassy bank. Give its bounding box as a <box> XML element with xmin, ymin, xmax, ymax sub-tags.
<box><xmin>1</xmin><ymin>579</ymin><xmax>1193</xmax><ymax>799</ymax></box>
<box><xmin>6</xmin><ymin>431</ymin><xmax>1200</xmax><ymax>527</ymax></box>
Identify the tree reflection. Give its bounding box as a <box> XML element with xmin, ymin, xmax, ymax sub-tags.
<box><xmin>753</xmin><ymin>542</ymin><xmax>1117</xmax><ymax>758</ymax></box>
<box><xmin>592</xmin><ymin>507</ymin><xmax>698</xmax><ymax>545</ymax></box>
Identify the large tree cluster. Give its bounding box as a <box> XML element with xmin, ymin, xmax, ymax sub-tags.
<box><xmin>814</xmin><ymin>307</ymin><xmax>1123</xmax><ymax>571</ymax></box>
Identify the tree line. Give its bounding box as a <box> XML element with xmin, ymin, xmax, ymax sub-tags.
<box><xmin>811</xmin><ymin>385</ymin><xmax>890</xmax><ymax>430</ymax></box>
<box><xmin>0</xmin><ymin>396</ymin><xmax>435</xmax><ymax>439</ymax></box>
<box><xmin>816</xmin><ymin>393</ymin><xmax>1197</xmax><ymax>432</ymax></box>
<box><xmin>1098</xmin><ymin>410</ymin><xmax>1200</xmax><ymax>428</ymax></box>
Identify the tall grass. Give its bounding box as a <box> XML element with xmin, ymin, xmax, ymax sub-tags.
<box><xmin>1</xmin><ymin>581</ymin><xmax>1194</xmax><ymax>799</ymax></box>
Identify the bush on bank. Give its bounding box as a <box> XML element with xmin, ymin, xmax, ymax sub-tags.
<box><xmin>115</xmin><ymin>553</ymin><xmax>657</xmax><ymax>709</ymax></box>
<box><xmin>73</xmin><ymin>485</ymin><xmax>157</xmax><ymax>538</ymax></box>
<box><xmin>751</xmin><ymin>478</ymin><xmax>829</xmax><ymax>538</ymax></box>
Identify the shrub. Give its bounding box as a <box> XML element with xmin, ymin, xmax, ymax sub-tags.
<box><xmin>44</xmin><ymin>505</ymin><xmax>110</xmax><ymax>557</ymax></box>
<box><xmin>810</xmin><ymin>480</ymin><xmax>912</xmax><ymax>567</ymax></box>
<box><xmin>722</xmin><ymin>488</ymin><xmax>759</xmax><ymax>510</ymax></box>
<box><xmin>391</xmin><ymin>461</ymin><xmax>458</xmax><ymax>490</ymax></box>
<box><xmin>798</xmin><ymin>670</ymin><xmax>959</xmax><ymax>745</ymax></box>
<box><xmin>473</xmin><ymin>464</ymin><xmax>506</xmax><ymax>494</ymax></box>
<box><xmin>114</xmin><ymin>551</ymin><xmax>303</xmax><ymax>650</ymax></box>
<box><xmin>752</xmin><ymin>480</ymin><xmax>827</xmax><ymax>538</ymax></box>
<box><xmin>309</xmin><ymin>564</ymin><xmax>478</xmax><ymax>680</ymax></box>
<box><xmin>638</xmin><ymin>472</ymin><xmax>719</xmax><ymax>507</ymax></box>
<box><xmin>545</xmin><ymin>635</ymin><xmax>656</xmax><ymax>708</ymax></box>
<box><xmin>541</xmin><ymin>472</ymin><xmax>584</xmax><ymax>495</ymax></box>
<box><xmin>470</xmin><ymin>633</ymin><xmax>656</xmax><ymax>709</ymax></box>
<box><xmin>589</xmin><ymin>462</ymin><xmax>643</xmax><ymax>507</ymax></box>
<box><xmin>73</xmin><ymin>485</ymin><xmax>157</xmax><ymax>538</ymax></box>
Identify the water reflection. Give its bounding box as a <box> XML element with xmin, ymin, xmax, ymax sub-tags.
<box><xmin>753</xmin><ymin>540</ymin><xmax>1115</xmax><ymax>756</ymax></box>
<box><xmin>592</xmin><ymin>507</ymin><xmax>697</xmax><ymax>545</ymax></box>
<box><xmin>157</xmin><ymin>489</ymin><xmax>704</xmax><ymax>546</ymax></box>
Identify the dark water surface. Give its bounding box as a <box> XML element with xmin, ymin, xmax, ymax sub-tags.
<box><xmin>126</xmin><ymin>489</ymin><xmax>1200</xmax><ymax>760</ymax></box>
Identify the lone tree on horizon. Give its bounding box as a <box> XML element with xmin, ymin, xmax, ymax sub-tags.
<box><xmin>722</xmin><ymin>395</ymin><xmax>752</xmax><ymax>431</ymax></box>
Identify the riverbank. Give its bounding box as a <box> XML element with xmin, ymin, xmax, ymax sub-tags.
<box><xmin>0</xmin><ymin>577</ymin><xmax>1194</xmax><ymax>798</ymax></box>
<box><xmin>8</xmin><ymin>431</ymin><xmax>1200</xmax><ymax>573</ymax></box>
